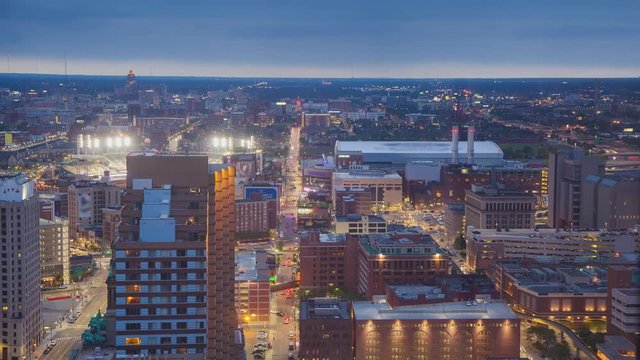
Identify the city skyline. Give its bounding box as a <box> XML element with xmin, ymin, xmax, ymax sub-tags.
<box><xmin>1</xmin><ymin>0</ymin><xmax>639</xmax><ymax>78</ymax></box>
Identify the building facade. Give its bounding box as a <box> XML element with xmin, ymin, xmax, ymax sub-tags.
<box><xmin>0</xmin><ymin>174</ymin><xmax>42</xmax><ymax>360</ymax></box>
<box><xmin>299</xmin><ymin>230</ymin><xmax>450</xmax><ymax>299</ymax></box>
<box><xmin>68</xmin><ymin>180</ymin><xmax>121</xmax><ymax>240</ymax></box>
<box><xmin>108</xmin><ymin>153</ymin><xmax>239</xmax><ymax>359</ymax></box>
<box><xmin>466</xmin><ymin>226</ymin><xmax>637</xmax><ymax>271</ymax></box>
<box><xmin>39</xmin><ymin>218</ymin><xmax>70</xmax><ymax>286</ymax></box>
<box><xmin>548</xmin><ymin>148</ymin><xmax>605</xmax><ymax>229</ymax></box>
<box><xmin>332</xmin><ymin>171</ymin><xmax>403</xmax><ymax>212</ymax></box>
<box><xmin>444</xmin><ymin>203</ymin><xmax>465</xmax><ymax>245</ymax></box>
<box><xmin>352</xmin><ymin>298</ymin><xmax>520</xmax><ymax>360</ymax></box>
<box><xmin>465</xmin><ymin>185</ymin><xmax>536</xmax><ymax>231</ymax></box>
<box><xmin>299</xmin><ymin>298</ymin><xmax>352</xmax><ymax>360</ymax></box>
<box><xmin>335</xmin><ymin>214</ymin><xmax>387</xmax><ymax>235</ymax></box>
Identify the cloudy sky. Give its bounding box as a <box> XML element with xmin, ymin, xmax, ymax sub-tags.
<box><xmin>1</xmin><ymin>0</ymin><xmax>639</xmax><ymax>78</ymax></box>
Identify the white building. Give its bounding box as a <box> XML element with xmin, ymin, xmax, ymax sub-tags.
<box><xmin>466</xmin><ymin>226</ymin><xmax>638</xmax><ymax>271</ymax></box>
<box><xmin>332</xmin><ymin>171</ymin><xmax>403</xmax><ymax>211</ymax></box>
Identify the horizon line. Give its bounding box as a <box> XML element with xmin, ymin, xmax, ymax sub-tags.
<box><xmin>1</xmin><ymin>72</ymin><xmax>639</xmax><ymax>81</ymax></box>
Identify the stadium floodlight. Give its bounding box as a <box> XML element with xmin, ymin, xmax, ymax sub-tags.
<box><xmin>106</xmin><ymin>137</ymin><xmax>113</xmax><ymax>148</ymax></box>
<box><xmin>115</xmin><ymin>137</ymin><xmax>123</xmax><ymax>148</ymax></box>
<box><xmin>94</xmin><ymin>138</ymin><xmax>101</xmax><ymax>148</ymax></box>
<box><xmin>78</xmin><ymin>135</ymin><xmax>84</xmax><ymax>149</ymax></box>
<box><xmin>228</xmin><ymin>137</ymin><xmax>233</xmax><ymax>149</ymax></box>
<box><xmin>123</xmin><ymin>136</ymin><xmax>131</xmax><ymax>147</ymax></box>
<box><xmin>240</xmin><ymin>139</ymin><xmax>246</xmax><ymax>147</ymax></box>
<box><xmin>213</xmin><ymin>137</ymin><xmax>220</xmax><ymax>148</ymax></box>
<box><xmin>220</xmin><ymin>137</ymin><xmax>227</xmax><ymax>148</ymax></box>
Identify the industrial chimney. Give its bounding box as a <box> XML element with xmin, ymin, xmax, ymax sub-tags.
<box><xmin>467</xmin><ymin>125</ymin><xmax>475</xmax><ymax>164</ymax></box>
<box><xmin>451</xmin><ymin>126</ymin><xmax>459</xmax><ymax>164</ymax></box>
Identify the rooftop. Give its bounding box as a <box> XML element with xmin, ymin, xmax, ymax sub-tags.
<box><xmin>335</xmin><ymin>214</ymin><xmax>386</xmax><ymax>223</ymax></box>
<box><xmin>335</xmin><ymin>140</ymin><xmax>503</xmax><ymax>156</ymax></box>
<box><xmin>236</xmin><ymin>251</ymin><xmax>270</xmax><ymax>282</ymax></box>
<box><xmin>319</xmin><ymin>233</ymin><xmax>347</xmax><ymax>244</ymax></box>
<box><xmin>333</xmin><ymin>171</ymin><xmax>402</xmax><ymax>180</ymax></box>
<box><xmin>300</xmin><ymin>298</ymin><xmax>351</xmax><ymax>320</ymax></box>
<box><xmin>352</xmin><ymin>299</ymin><xmax>518</xmax><ymax>321</ymax></box>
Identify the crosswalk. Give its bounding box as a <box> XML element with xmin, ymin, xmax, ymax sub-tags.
<box><xmin>53</xmin><ymin>336</ymin><xmax>81</xmax><ymax>341</ymax></box>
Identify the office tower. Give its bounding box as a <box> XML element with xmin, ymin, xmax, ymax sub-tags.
<box><xmin>109</xmin><ymin>153</ymin><xmax>239</xmax><ymax>359</ymax></box>
<box><xmin>39</xmin><ymin>218</ymin><xmax>71</xmax><ymax>286</ymax></box>
<box><xmin>582</xmin><ymin>171</ymin><xmax>640</xmax><ymax>229</ymax></box>
<box><xmin>465</xmin><ymin>184</ymin><xmax>536</xmax><ymax>230</ymax></box>
<box><xmin>0</xmin><ymin>174</ymin><xmax>42</xmax><ymax>360</ymax></box>
<box><xmin>68</xmin><ymin>180</ymin><xmax>122</xmax><ymax>241</ymax></box>
<box><xmin>125</xmin><ymin>70</ymin><xmax>139</xmax><ymax>101</ymax></box>
<box><xmin>548</xmin><ymin>148</ymin><xmax>605</xmax><ymax>228</ymax></box>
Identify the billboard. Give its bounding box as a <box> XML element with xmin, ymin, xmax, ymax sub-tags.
<box><xmin>78</xmin><ymin>193</ymin><xmax>93</xmax><ymax>219</ymax></box>
<box><xmin>225</xmin><ymin>153</ymin><xmax>258</xmax><ymax>179</ymax></box>
<box><xmin>244</xmin><ymin>186</ymin><xmax>278</xmax><ymax>201</ymax></box>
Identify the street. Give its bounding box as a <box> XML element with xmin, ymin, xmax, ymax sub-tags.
<box><xmin>35</xmin><ymin>257</ymin><xmax>110</xmax><ymax>360</ymax></box>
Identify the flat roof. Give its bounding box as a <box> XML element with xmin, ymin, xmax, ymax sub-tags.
<box><xmin>333</xmin><ymin>171</ymin><xmax>402</xmax><ymax>180</ymax></box>
<box><xmin>235</xmin><ymin>252</ymin><xmax>269</xmax><ymax>282</ymax></box>
<box><xmin>335</xmin><ymin>140</ymin><xmax>503</xmax><ymax>156</ymax></box>
<box><xmin>352</xmin><ymin>300</ymin><xmax>518</xmax><ymax>321</ymax></box>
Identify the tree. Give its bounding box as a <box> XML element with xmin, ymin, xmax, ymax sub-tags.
<box><xmin>526</xmin><ymin>325</ymin><xmax>556</xmax><ymax>351</ymax></box>
<box><xmin>454</xmin><ymin>234</ymin><xmax>466</xmax><ymax>250</ymax></box>
<box><xmin>548</xmin><ymin>340</ymin><xmax>571</xmax><ymax>360</ymax></box>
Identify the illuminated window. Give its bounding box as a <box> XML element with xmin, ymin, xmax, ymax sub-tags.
<box><xmin>126</xmin><ymin>297</ymin><xmax>140</xmax><ymax>304</ymax></box>
<box><xmin>125</xmin><ymin>337</ymin><xmax>141</xmax><ymax>345</ymax></box>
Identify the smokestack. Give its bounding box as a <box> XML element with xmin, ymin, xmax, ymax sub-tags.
<box><xmin>467</xmin><ymin>125</ymin><xmax>475</xmax><ymax>164</ymax></box>
<box><xmin>451</xmin><ymin>126</ymin><xmax>459</xmax><ymax>164</ymax></box>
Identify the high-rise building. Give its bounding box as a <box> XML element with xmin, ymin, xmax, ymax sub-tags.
<box><xmin>39</xmin><ymin>218</ymin><xmax>71</xmax><ymax>286</ymax></box>
<box><xmin>548</xmin><ymin>148</ymin><xmax>605</xmax><ymax>229</ymax></box>
<box><xmin>465</xmin><ymin>184</ymin><xmax>536</xmax><ymax>230</ymax></box>
<box><xmin>68</xmin><ymin>180</ymin><xmax>121</xmax><ymax>241</ymax></box>
<box><xmin>108</xmin><ymin>153</ymin><xmax>240</xmax><ymax>359</ymax></box>
<box><xmin>0</xmin><ymin>174</ymin><xmax>42</xmax><ymax>360</ymax></box>
<box><xmin>582</xmin><ymin>171</ymin><xmax>640</xmax><ymax>229</ymax></box>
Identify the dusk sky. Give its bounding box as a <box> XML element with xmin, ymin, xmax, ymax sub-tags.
<box><xmin>1</xmin><ymin>0</ymin><xmax>639</xmax><ymax>78</ymax></box>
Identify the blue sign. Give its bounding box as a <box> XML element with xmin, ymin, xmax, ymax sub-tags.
<box><xmin>245</xmin><ymin>186</ymin><xmax>278</xmax><ymax>200</ymax></box>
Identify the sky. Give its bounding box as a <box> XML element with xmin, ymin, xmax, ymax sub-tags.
<box><xmin>1</xmin><ymin>0</ymin><xmax>639</xmax><ymax>78</ymax></box>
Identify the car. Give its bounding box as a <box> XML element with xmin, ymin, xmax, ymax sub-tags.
<box><xmin>270</xmin><ymin>309</ymin><xmax>278</xmax><ymax>314</ymax></box>
<box><xmin>289</xmin><ymin>330</ymin><xmax>295</xmax><ymax>339</ymax></box>
<box><xmin>49</xmin><ymin>340</ymin><xmax>57</xmax><ymax>347</ymax></box>
<box><xmin>276</xmin><ymin>311</ymin><xmax>286</xmax><ymax>317</ymax></box>
<box><xmin>253</xmin><ymin>354</ymin><xmax>265</xmax><ymax>360</ymax></box>
<box><xmin>283</xmin><ymin>316</ymin><xmax>291</xmax><ymax>324</ymax></box>
<box><xmin>44</xmin><ymin>346</ymin><xmax>52</xmax><ymax>354</ymax></box>
<box><xmin>288</xmin><ymin>353</ymin><xmax>295</xmax><ymax>360</ymax></box>
<box><xmin>280</xmin><ymin>291</ymin><xmax>286</xmax><ymax>295</ymax></box>
<box><xmin>288</xmin><ymin>341</ymin><xmax>295</xmax><ymax>351</ymax></box>
<box><xmin>68</xmin><ymin>317</ymin><xmax>76</xmax><ymax>323</ymax></box>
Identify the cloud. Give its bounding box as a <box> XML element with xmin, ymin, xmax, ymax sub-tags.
<box><xmin>0</xmin><ymin>0</ymin><xmax>639</xmax><ymax>77</ymax></box>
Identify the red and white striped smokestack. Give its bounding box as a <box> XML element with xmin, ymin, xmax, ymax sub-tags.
<box><xmin>467</xmin><ymin>125</ymin><xmax>475</xmax><ymax>164</ymax></box>
<box><xmin>451</xmin><ymin>125</ymin><xmax>459</xmax><ymax>164</ymax></box>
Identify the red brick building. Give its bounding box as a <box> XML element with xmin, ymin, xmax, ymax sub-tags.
<box><xmin>300</xmin><ymin>230</ymin><xmax>450</xmax><ymax>299</ymax></box>
<box><xmin>492</xmin><ymin>261</ymin><xmax>608</xmax><ymax>320</ymax></box>
<box><xmin>235</xmin><ymin>192</ymin><xmax>277</xmax><ymax>239</ymax></box>
<box><xmin>299</xmin><ymin>298</ymin><xmax>352</xmax><ymax>360</ymax></box>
